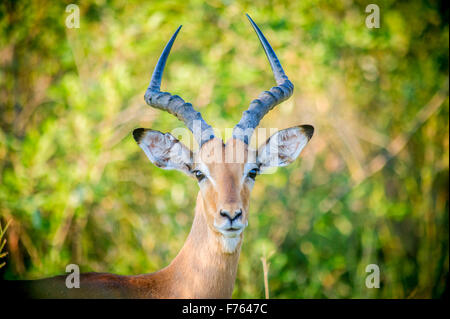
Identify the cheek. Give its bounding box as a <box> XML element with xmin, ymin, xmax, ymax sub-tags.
<box><xmin>240</xmin><ymin>184</ymin><xmax>252</xmax><ymax>213</ymax></box>
<box><xmin>199</xmin><ymin>183</ymin><xmax>218</xmax><ymax>214</ymax></box>
<box><xmin>246</xmin><ymin>179</ymin><xmax>255</xmax><ymax>192</ymax></box>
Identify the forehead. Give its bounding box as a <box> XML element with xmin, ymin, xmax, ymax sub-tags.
<box><xmin>196</xmin><ymin>137</ymin><xmax>250</xmax><ymax>166</ymax></box>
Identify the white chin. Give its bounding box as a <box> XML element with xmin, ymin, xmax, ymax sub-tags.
<box><xmin>220</xmin><ymin>236</ymin><xmax>241</xmax><ymax>254</ymax></box>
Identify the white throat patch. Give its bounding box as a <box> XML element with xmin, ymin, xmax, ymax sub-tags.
<box><xmin>221</xmin><ymin>236</ymin><xmax>241</xmax><ymax>254</ymax></box>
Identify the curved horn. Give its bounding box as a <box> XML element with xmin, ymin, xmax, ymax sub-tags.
<box><xmin>232</xmin><ymin>14</ymin><xmax>294</xmax><ymax>144</ymax></box>
<box><xmin>144</xmin><ymin>26</ymin><xmax>215</xmax><ymax>146</ymax></box>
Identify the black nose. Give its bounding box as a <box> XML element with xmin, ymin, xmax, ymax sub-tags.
<box><xmin>220</xmin><ymin>209</ymin><xmax>243</xmax><ymax>222</ymax></box>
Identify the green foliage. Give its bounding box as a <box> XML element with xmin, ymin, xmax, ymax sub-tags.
<box><xmin>0</xmin><ymin>0</ymin><xmax>448</xmax><ymax>298</ymax></box>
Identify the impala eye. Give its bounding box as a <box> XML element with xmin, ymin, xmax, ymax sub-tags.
<box><xmin>247</xmin><ymin>168</ymin><xmax>259</xmax><ymax>180</ymax></box>
<box><xmin>193</xmin><ymin>170</ymin><xmax>206</xmax><ymax>182</ymax></box>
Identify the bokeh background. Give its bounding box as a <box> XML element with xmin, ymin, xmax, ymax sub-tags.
<box><xmin>0</xmin><ymin>0</ymin><xmax>448</xmax><ymax>298</ymax></box>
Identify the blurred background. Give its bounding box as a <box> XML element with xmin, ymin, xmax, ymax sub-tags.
<box><xmin>0</xmin><ymin>0</ymin><xmax>448</xmax><ymax>298</ymax></box>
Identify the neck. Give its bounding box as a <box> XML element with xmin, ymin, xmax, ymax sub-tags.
<box><xmin>153</xmin><ymin>193</ymin><xmax>242</xmax><ymax>298</ymax></box>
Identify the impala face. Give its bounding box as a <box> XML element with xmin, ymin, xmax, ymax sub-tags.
<box><xmin>195</xmin><ymin>138</ymin><xmax>252</xmax><ymax>250</ymax></box>
<box><xmin>133</xmin><ymin>14</ymin><xmax>314</xmax><ymax>254</ymax></box>
<box><xmin>133</xmin><ymin>125</ymin><xmax>313</xmax><ymax>253</ymax></box>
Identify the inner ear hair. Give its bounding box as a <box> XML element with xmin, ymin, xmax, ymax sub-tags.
<box><xmin>257</xmin><ymin>125</ymin><xmax>314</xmax><ymax>169</ymax></box>
<box><xmin>132</xmin><ymin>128</ymin><xmax>193</xmax><ymax>174</ymax></box>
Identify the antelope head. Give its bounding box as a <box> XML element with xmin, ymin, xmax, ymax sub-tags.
<box><xmin>133</xmin><ymin>15</ymin><xmax>314</xmax><ymax>254</ymax></box>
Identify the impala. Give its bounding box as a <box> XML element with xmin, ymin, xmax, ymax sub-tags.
<box><xmin>12</xmin><ymin>15</ymin><xmax>313</xmax><ymax>298</ymax></box>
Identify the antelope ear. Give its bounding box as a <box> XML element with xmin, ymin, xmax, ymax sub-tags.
<box><xmin>257</xmin><ymin>125</ymin><xmax>313</xmax><ymax>172</ymax></box>
<box><xmin>133</xmin><ymin>128</ymin><xmax>193</xmax><ymax>175</ymax></box>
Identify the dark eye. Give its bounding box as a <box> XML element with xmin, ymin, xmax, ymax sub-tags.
<box><xmin>193</xmin><ymin>170</ymin><xmax>206</xmax><ymax>182</ymax></box>
<box><xmin>247</xmin><ymin>168</ymin><xmax>259</xmax><ymax>180</ymax></box>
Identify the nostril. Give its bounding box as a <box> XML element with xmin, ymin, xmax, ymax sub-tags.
<box><xmin>231</xmin><ymin>209</ymin><xmax>242</xmax><ymax>221</ymax></box>
<box><xmin>220</xmin><ymin>210</ymin><xmax>232</xmax><ymax>221</ymax></box>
